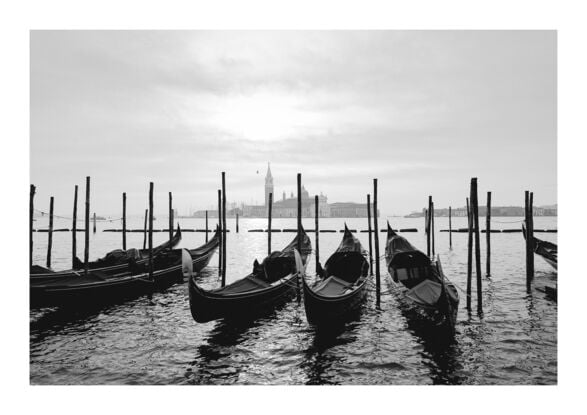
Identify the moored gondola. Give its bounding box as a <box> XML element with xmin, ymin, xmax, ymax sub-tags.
<box><xmin>30</xmin><ymin>228</ymin><xmax>219</xmax><ymax>308</ymax></box>
<box><xmin>523</xmin><ymin>223</ymin><xmax>557</xmax><ymax>270</ymax></box>
<box><xmin>30</xmin><ymin>226</ymin><xmax>184</xmax><ymax>282</ymax></box>
<box><xmin>301</xmin><ymin>225</ymin><xmax>370</xmax><ymax>325</ymax></box>
<box><xmin>384</xmin><ymin>223</ymin><xmax>458</xmax><ymax>332</ymax></box>
<box><xmin>188</xmin><ymin>229</ymin><xmax>312</xmax><ymax>323</ymax></box>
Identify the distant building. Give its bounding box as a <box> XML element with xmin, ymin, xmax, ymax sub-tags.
<box><xmin>404</xmin><ymin>205</ymin><xmax>557</xmax><ymax>218</ymax></box>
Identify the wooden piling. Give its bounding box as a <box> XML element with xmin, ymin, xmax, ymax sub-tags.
<box><xmin>46</xmin><ymin>196</ymin><xmax>54</xmax><ymax>268</ymax></box>
<box><xmin>466</xmin><ymin>197</ymin><xmax>472</xmax><ymax>311</ymax></box>
<box><xmin>221</xmin><ymin>173</ymin><xmax>227</xmax><ymax>287</ymax></box>
<box><xmin>168</xmin><ymin>192</ymin><xmax>173</xmax><ymax>241</ymax></box>
<box><xmin>268</xmin><ymin>192</ymin><xmax>273</xmax><ymax>256</ymax></box>
<box><xmin>296</xmin><ymin>173</ymin><xmax>302</xmax><ymax>302</ymax></box>
<box><xmin>148</xmin><ymin>182</ymin><xmax>154</xmax><ymax>280</ymax></box>
<box><xmin>470</xmin><ymin>178</ymin><xmax>483</xmax><ymax>314</ymax></box>
<box><xmin>486</xmin><ymin>191</ymin><xmax>491</xmax><ymax>277</ymax></box>
<box><xmin>373</xmin><ymin>179</ymin><xmax>381</xmax><ymax>307</ymax></box>
<box><xmin>431</xmin><ymin>200</ymin><xmax>435</xmax><ymax>256</ymax></box>
<box><xmin>30</xmin><ymin>184</ymin><xmax>36</xmax><ymax>269</ymax></box>
<box><xmin>72</xmin><ymin>185</ymin><xmax>78</xmax><ymax>268</ymax></box>
<box><xmin>142</xmin><ymin>208</ymin><xmax>148</xmax><ymax>250</ymax></box>
<box><xmin>315</xmin><ymin>195</ymin><xmax>320</xmax><ymax>275</ymax></box>
<box><xmin>84</xmin><ymin>176</ymin><xmax>90</xmax><ymax>276</ymax></box>
<box><xmin>205</xmin><ymin>210</ymin><xmax>209</xmax><ymax>242</ymax></box>
<box><xmin>122</xmin><ymin>192</ymin><xmax>127</xmax><ymax>250</ymax></box>
<box><xmin>525</xmin><ymin>190</ymin><xmax>535</xmax><ymax>291</ymax></box>
<box><xmin>367</xmin><ymin>194</ymin><xmax>373</xmax><ymax>276</ymax></box>
<box><xmin>426</xmin><ymin>197</ymin><xmax>432</xmax><ymax>257</ymax></box>
<box><xmin>236</xmin><ymin>213</ymin><xmax>239</xmax><ymax>233</ymax></box>
<box><xmin>93</xmin><ymin>212</ymin><xmax>96</xmax><ymax>233</ymax></box>
<box><xmin>218</xmin><ymin>189</ymin><xmax>222</xmax><ymax>279</ymax></box>
<box><xmin>448</xmin><ymin>206</ymin><xmax>452</xmax><ymax>249</ymax></box>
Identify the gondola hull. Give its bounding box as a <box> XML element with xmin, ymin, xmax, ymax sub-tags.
<box><xmin>189</xmin><ymin>273</ymin><xmax>298</xmax><ymax>323</ymax></box>
<box><xmin>30</xmin><ymin>237</ymin><xmax>218</xmax><ymax>308</ymax></box>
<box><xmin>30</xmin><ymin>227</ymin><xmax>185</xmax><ymax>282</ymax></box>
<box><xmin>302</xmin><ymin>277</ymin><xmax>368</xmax><ymax>325</ymax></box>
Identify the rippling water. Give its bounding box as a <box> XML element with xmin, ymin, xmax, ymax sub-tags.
<box><xmin>30</xmin><ymin>216</ymin><xmax>557</xmax><ymax>384</ymax></box>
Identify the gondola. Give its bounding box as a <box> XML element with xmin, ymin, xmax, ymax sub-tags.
<box><xmin>188</xmin><ymin>229</ymin><xmax>312</xmax><ymax>323</ymax></box>
<box><xmin>301</xmin><ymin>225</ymin><xmax>370</xmax><ymax>325</ymax></box>
<box><xmin>384</xmin><ymin>223</ymin><xmax>459</xmax><ymax>332</ymax></box>
<box><xmin>523</xmin><ymin>223</ymin><xmax>557</xmax><ymax>270</ymax></box>
<box><xmin>30</xmin><ymin>226</ymin><xmax>183</xmax><ymax>282</ymax></box>
<box><xmin>30</xmin><ymin>228</ymin><xmax>219</xmax><ymax>308</ymax></box>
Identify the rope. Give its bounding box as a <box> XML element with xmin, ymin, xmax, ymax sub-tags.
<box><xmin>33</xmin><ymin>209</ymin><xmax>123</xmax><ymax>222</ymax></box>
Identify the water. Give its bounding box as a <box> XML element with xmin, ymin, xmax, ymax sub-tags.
<box><xmin>30</xmin><ymin>216</ymin><xmax>557</xmax><ymax>384</ymax></box>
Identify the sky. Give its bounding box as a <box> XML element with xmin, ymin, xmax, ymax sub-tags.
<box><xmin>30</xmin><ymin>31</ymin><xmax>556</xmax><ymax>216</ymax></box>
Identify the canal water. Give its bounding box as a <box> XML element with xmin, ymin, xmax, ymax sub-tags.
<box><xmin>30</xmin><ymin>216</ymin><xmax>557</xmax><ymax>384</ymax></box>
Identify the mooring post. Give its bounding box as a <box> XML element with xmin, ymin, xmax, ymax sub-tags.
<box><xmin>525</xmin><ymin>190</ymin><xmax>535</xmax><ymax>291</ymax></box>
<box><xmin>122</xmin><ymin>192</ymin><xmax>127</xmax><ymax>250</ymax></box>
<box><xmin>315</xmin><ymin>195</ymin><xmax>320</xmax><ymax>275</ymax></box>
<box><xmin>486</xmin><ymin>191</ymin><xmax>491</xmax><ymax>277</ymax></box>
<box><xmin>217</xmin><ymin>189</ymin><xmax>222</xmax><ymax>279</ymax></box>
<box><xmin>143</xmin><ymin>208</ymin><xmax>148</xmax><ymax>250</ymax></box>
<box><xmin>93</xmin><ymin>212</ymin><xmax>96</xmax><ymax>233</ymax></box>
<box><xmin>431</xmin><ymin>200</ymin><xmax>435</xmax><ymax>256</ymax></box>
<box><xmin>466</xmin><ymin>197</ymin><xmax>472</xmax><ymax>311</ymax></box>
<box><xmin>168</xmin><ymin>192</ymin><xmax>173</xmax><ymax>241</ymax></box>
<box><xmin>427</xmin><ymin>196</ymin><xmax>432</xmax><ymax>257</ymax></box>
<box><xmin>47</xmin><ymin>196</ymin><xmax>54</xmax><ymax>268</ymax></box>
<box><xmin>367</xmin><ymin>194</ymin><xmax>373</xmax><ymax>276</ymax></box>
<box><xmin>84</xmin><ymin>176</ymin><xmax>90</xmax><ymax>276</ymax></box>
<box><xmin>268</xmin><ymin>192</ymin><xmax>273</xmax><ymax>256</ymax></box>
<box><xmin>72</xmin><ymin>185</ymin><xmax>78</xmax><ymax>268</ymax></box>
<box><xmin>205</xmin><ymin>210</ymin><xmax>209</xmax><ymax>243</ymax></box>
<box><xmin>448</xmin><ymin>206</ymin><xmax>452</xmax><ymax>249</ymax></box>
<box><xmin>236</xmin><ymin>213</ymin><xmax>239</xmax><ymax>233</ymax></box>
<box><xmin>148</xmin><ymin>182</ymin><xmax>154</xmax><ymax>280</ymax></box>
<box><xmin>373</xmin><ymin>179</ymin><xmax>381</xmax><ymax>307</ymax></box>
<box><xmin>471</xmin><ymin>178</ymin><xmax>483</xmax><ymax>314</ymax></box>
<box><xmin>221</xmin><ymin>172</ymin><xmax>227</xmax><ymax>287</ymax></box>
<box><xmin>30</xmin><ymin>184</ymin><xmax>36</xmax><ymax>269</ymax></box>
<box><xmin>296</xmin><ymin>173</ymin><xmax>302</xmax><ymax>302</ymax></box>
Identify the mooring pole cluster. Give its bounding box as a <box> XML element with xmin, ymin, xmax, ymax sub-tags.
<box><xmin>469</xmin><ymin>178</ymin><xmax>483</xmax><ymax>315</ymax></box>
<box><xmin>221</xmin><ymin>172</ymin><xmax>227</xmax><ymax>287</ymax></box>
<box><xmin>525</xmin><ymin>190</ymin><xmax>535</xmax><ymax>291</ymax></box>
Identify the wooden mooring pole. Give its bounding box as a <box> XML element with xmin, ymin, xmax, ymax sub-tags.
<box><xmin>93</xmin><ymin>212</ymin><xmax>96</xmax><ymax>233</ymax></box>
<box><xmin>448</xmin><ymin>206</ymin><xmax>452</xmax><ymax>249</ymax></box>
<box><xmin>296</xmin><ymin>173</ymin><xmax>302</xmax><ymax>302</ymax></box>
<box><xmin>367</xmin><ymin>194</ymin><xmax>373</xmax><ymax>276</ymax></box>
<box><xmin>236</xmin><ymin>213</ymin><xmax>239</xmax><ymax>233</ymax></box>
<box><xmin>431</xmin><ymin>200</ymin><xmax>435</xmax><ymax>256</ymax></box>
<box><xmin>218</xmin><ymin>189</ymin><xmax>222</xmax><ymax>279</ymax></box>
<box><xmin>268</xmin><ymin>192</ymin><xmax>273</xmax><ymax>256</ymax></box>
<box><xmin>427</xmin><ymin>196</ymin><xmax>432</xmax><ymax>257</ymax></box>
<box><xmin>205</xmin><ymin>210</ymin><xmax>209</xmax><ymax>242</ymax></box>
<box><xmin>525</xmin><ymin>190</ymin><xmax>535</xmax><ymax>291</ymax></box>
<box><xmin>168</xmin><ymin>192</ymin><xmax>173</xmax><ymax>241</ymax></box>
<box><xmin>221</xmin><ymin>173</ymin><xmax>227</xmax><ymax>287</ymax></box>
<box><xmin>315</xmin><ymin>195</ymin><xmax>320</xmax><ymax>275</ymax></box>
<box><xmin>471</xmin><ymin>178</ymin><xmax>483</xmax><ymax>314</ymax></box>
<box><xmin>466</xmin><ymin>197</ymin><xmax>472</xmax><ymax>311</ymax></box>
<box><xmin>30</xmin><ymin>184</ymin><xmax>36</xmax><ymax>269</ymax></box>
<box><xmin>46</xmin><ymin>196</ymin><xmax>54</xmax><ymax>268</ymax></box>
<box><xmin>373</xmin><ymin>179</ymin><xmax>381</xmax><ymax>307</ymax></box>
<box><xmin>142</xmin><ymin>208</ymin><xmax>148</xmax><ymax>250</ymax></box>
<box><xmin>486</xmin><ymin>191</ymin><xmax>491</xmax><ymax>277</ymax></box>
<box><xmin>122</xmin><ymin>192</ymin><xmax>127</xmax><ymax>250</ymax></box>
<box><xmin>148</xmin><ymin>182</ymin><xmax>154</xmax><ymax>280</ymax></box>
<box><xmin>84</xmin><ymin>176</ymin><xmax>90</xmax><ymax>276</ymax></box>
<box><xmin>72</xmin><ymin>185</ymin><xmax>78</xmax><ymax>268</ymax></box>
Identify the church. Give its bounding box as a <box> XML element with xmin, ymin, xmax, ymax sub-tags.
<box><xmin>240</xmin><ymin>164</ymin><xmax>373</xmax><ymax>218</ymax></box>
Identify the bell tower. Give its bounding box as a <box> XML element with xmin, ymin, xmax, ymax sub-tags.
<box><xmin>265</xmin><ymin>162</ymin><xmax>274</xmax><ymax>207</ymax></box>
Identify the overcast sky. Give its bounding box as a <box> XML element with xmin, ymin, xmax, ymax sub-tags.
<box><xmin>30</xmin><ymin>31</ymin><xmax>556</xmax><ymax>216</ymax></box>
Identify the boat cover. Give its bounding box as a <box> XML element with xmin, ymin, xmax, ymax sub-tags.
<box><xmin>405</xmin><ymin>279</ymin><xmax>458</xmax><ymax>307</ymax></box>
<box><xmin>313</xmin><ymin>276</ymin><xmax>355</xmax><ymax>297</ymax></box>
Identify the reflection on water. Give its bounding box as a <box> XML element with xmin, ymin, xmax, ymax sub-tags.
<box><xmin>30</xmin><ymin>216</ymin><xmax>557</xmax><ymax>384</ymax></box>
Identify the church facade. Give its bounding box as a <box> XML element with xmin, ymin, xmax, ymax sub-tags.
<box><xmin>240</xmin><ymin>164</ymin><xmax>375</xmax><ymax>218</ymax></box>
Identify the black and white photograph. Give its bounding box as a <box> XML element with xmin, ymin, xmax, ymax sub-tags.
<box><xmin>5</xmin><ymin>0</ymin><xmax>585</xmax><ymax>410</ymax></box>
